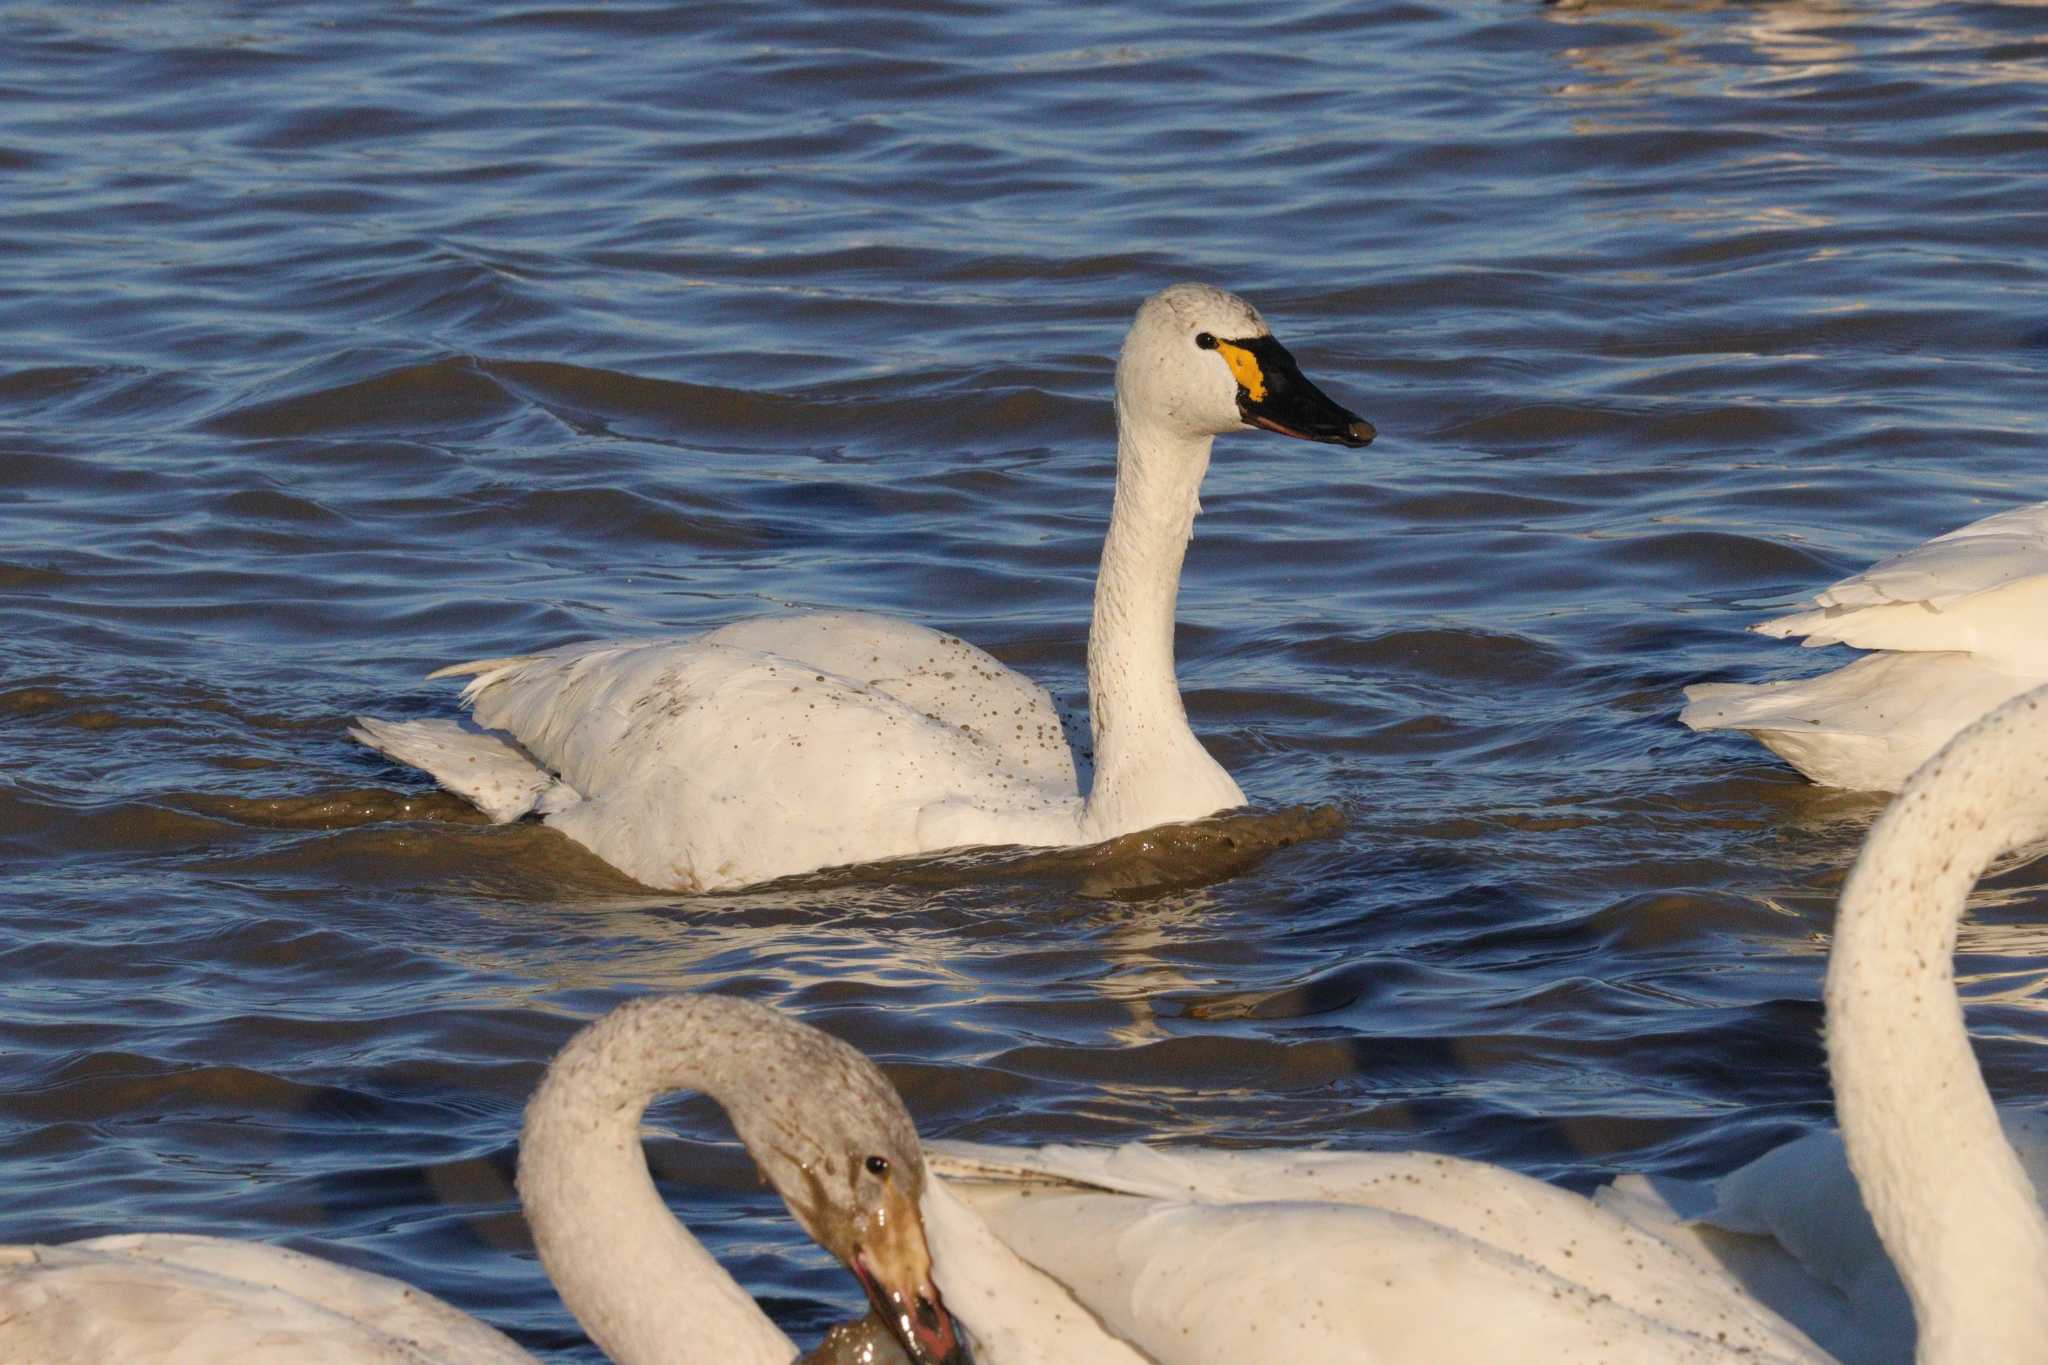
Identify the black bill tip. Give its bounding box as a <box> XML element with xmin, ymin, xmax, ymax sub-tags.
<box><xmin>1227</xmin><ymin>334</ymin><xmax>1375</xmax><ymax>449</ymax></box>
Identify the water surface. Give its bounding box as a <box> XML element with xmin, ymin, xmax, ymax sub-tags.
<box><xmin>4</xmin><ymin>0</ymin><xmax>2047</xmax><ymax>1355</ymax></box>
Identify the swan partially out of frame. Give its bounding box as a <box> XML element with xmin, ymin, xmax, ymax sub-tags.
<box><xmin>0</xmin><ymin>996</ymin><xmax>975</xmax><ymax>1365</ymax></box>
<box><xmin>1614</xmin><ymin>683</ymin><xmax>2048</xmax><ymax>1364</ymax></box>
<box><xmin>930</xmin><ymin>688</ymin><xmax>2048</xmax><ymax>1365</ymax></box>
<box><xmin>1681</xmin><ymin>501</ymin><xmax>2048</xmax><ymax>791</ymax></box>
<box><xmin>1599</xmin><ymin>1109</ymin><xmax>2048</xmax><ymax>1365</ymax></box>
<box><xmin>352</xmin><ymin>284</ymin><xmax>1375</xmax><ymax>891</ymax></box>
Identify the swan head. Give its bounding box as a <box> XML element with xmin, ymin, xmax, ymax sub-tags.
<box><xmin>720</xmin><ymin>1003</ymin><xmax>968</xmax><ymax>1365</ymax></box>
<box><xmin>1116</xmin><ymin>283</ymin><xmax>1375</xmax><ymax>449</ymax></box>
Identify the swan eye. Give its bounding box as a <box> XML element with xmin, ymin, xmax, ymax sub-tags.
<box><xmin>1194</xmin><ymin>332</ymin><xmax>1218</xmax><ymax>350</ymax></box>
<box><xmin>864</xmin><ymin>1154</ymin><xmax>890</xmax><ymax>1177</ymax></box>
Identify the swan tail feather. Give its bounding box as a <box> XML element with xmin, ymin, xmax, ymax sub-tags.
<box><xmin>426</xmin><ymin>654</ymin><xmax>546</xmax><ymax>682</ymax></box>
<box><xmin>350</xmin><ymin>716</ymin><xmax>562</xmax><ymax>822</ymax></box>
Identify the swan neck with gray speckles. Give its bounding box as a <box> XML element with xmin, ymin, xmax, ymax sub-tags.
<box><xmin>518</xmin><ymin>997</ymin><xmax>797</xmax><ymax>1365</ymax></box>
<box><xmin>1826</xmin><ymin>686</ymin><xmax>2048</xmax><ymax>1364</ymax></box>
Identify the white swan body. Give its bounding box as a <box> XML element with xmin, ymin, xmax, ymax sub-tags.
<box><xmin>1682</xmin><ymin>502</ymin><xmax>2048</xmax><ymax>790</ymax></box>
<box><xmin>0</xmin><ymin>1233</ymin><xmax>535</xmax><ymax>1364</ymax></box>
<box><xmin>923</xmin><ymin>1140</ymin><xmax>1830</xmax><ymax>1363</ymax></box>
<box><xmin>353</xmin><ymin>285</ymin><xmax>1374</xmax><ymax>890</ymax></box>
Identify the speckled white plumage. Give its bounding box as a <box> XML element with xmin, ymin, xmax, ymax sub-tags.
<box><xmin>359</xmin><ymin>613</ymin><xmax>1087</xmax><ymax>891</ymax></box>
<box><xmin>0</xmin><ymin>1233</ymin><xmax>535</xmax><ymax>1364</ymax></box>
<box><xmin>353</xmin><ymin>285</ymin><xmax>1371</xmax><ymax>891</ymax></box>
<box><xmin>1821</xmin><ymin>683</ymin><xmax>2048</xmax><ymax>1362</ymax></box>
<box><xmin>1599</xmin><ymin>1109</ymin><xmax>2048</xmax><ymax>1365</ymax></box>
<box><xmin>1681</xmin><ymin>502</ymin><xmax>2048</xmax><ymax>790</ymax></box>
<box><xmin>923</xmin><ymin>1141</ymin><xmax>1831</xmax><ymax>1363</ymax></box>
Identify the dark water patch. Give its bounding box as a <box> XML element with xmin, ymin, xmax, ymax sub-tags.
<box><xmin>0</xmin><ymin>793</ymin><xmax>242</xmax><ymax>860</ymax></box>
<box><xmin>207</xmin><ymin>358</ymin><xmax>523</xmax><ymax>439</ymax></box>
<box><xmin>7</xmin><ymin>1053</ymin><xmax>390</xmax><ymax>1127</ymax></box>
<box><xmin>1178</xmin><ymin>954</ymin><xmax>1464</xmax><ymax>1023</ymax></box>
<box><xmin>180</xmin><ymin>786</ymin><xmax>488</xmax><ymax>831</ymax></box>
<box><xmin>201</xmin><ymin>815</ymin><xmax>654</xmax><ymax>899</ymax></box>
<box><xmin>0</xmin><ymin>364</ymin><xmax>124</xmax><ymax>409</ymax></box>
<box><xmin>0</xmin><ymin>564</ymin><xmax>67</xmax><ymax>589</ymax></box>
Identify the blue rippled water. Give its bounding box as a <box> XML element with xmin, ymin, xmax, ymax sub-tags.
<box><xmin>3</xmin><ymin>0</ymin><xmax>2046</xmax><ymax>1356</ymax></box>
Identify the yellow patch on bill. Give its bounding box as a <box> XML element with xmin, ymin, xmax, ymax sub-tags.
<box><xmin>1215</xmin><ymin>341</ymin><xmax>1267</xmax><ymax>402</ymax></box>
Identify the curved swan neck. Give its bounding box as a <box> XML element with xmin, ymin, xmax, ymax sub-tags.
<box><xmin>518</xmin><ymin>997</ymin><xmax>797</xmax><ymax>1365</ymax></box>
<box><xmin>1080</xmin><ymin>405</ymin><xmax>1244</xmax><ymax>839</ymax></box>
<box><xmin>1826</xmin><ymin>688</ymin><xmax>2048</xmax><ymax>1364</ymax></box>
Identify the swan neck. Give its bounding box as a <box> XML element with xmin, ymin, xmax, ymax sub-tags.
<box><xmin>518</xmin><ymin>998</ymin><xmax>796</xmax><ymax>1365</ymax></box>
<box><xmin>1080</xmin><ymin>410</ymin><xmax>1243</xmax><ymax>838</ymax></box>
<box><xmin>1825</xmin><ymin>689</ymin><xmax>2048</xmax><ymax>1363</ymax></box>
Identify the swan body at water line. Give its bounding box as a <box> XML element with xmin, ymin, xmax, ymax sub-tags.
<box><xmin>0</xmin><ymin>996</ymin><xmax>974</xmax><ymax>1365</ymax></box>
<box><xmin>1681</xmin><ymin>501</ymin><xmax>2048</xmax><ymax>791</ymax></box>
<box><xmin>352</xmin><ymin>285</ymin><xmax>1375</xmax><ymax>891</ymax></box>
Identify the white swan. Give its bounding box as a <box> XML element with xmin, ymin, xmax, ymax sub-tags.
<box><xmin>351</xmin><ymin>284</ymin><xmax>1375</xmax><ymax>891</ymax></box>
<box><xmin>0</xmin><ymin>996</ymin><xmax>979</xmax><ymax>1364</ymax></box>
<box><xmin>1617</xmin><ymin>683</ymin><xmax>2048</xmax><ymax>1364</ymax></box>
<box><xmin>934</xmin><ymin>688</ymin><xmax>2048</xmax><ymax>1364</ymax></box>
<box><xmin>1681</xmin><ymin>501</ymin><xmax>2048</xmax><ymax>790</ymax></box>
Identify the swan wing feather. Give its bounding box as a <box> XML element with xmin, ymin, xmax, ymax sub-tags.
<box><xmin>927</xmin><ymin>1142</ymin><xmax>1828</xmax><ymax>1363</ymax></box>
<box><xmin>349</xmin><ymin>716</ymin><xmax>561</xmax><ymax>822</ymax></box>
<box><xmin>1755</xmin><ymin>503</ymin><xmax>2048</xmax><ymax>661</ymax></box>
<box><xmin>1679</xmin><ymin>651</ymin><xmax>2045</xmax><ymax>790</ymax></box>
<box><xmin>415</xmin><ymin>614</ymin><xmax>1080</xmax><ymax>889</ymax></box>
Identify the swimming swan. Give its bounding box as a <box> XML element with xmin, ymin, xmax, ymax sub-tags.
<box><xmin>1615</xmin><ymin>683</ymin><xmax>2048</xmax><ymax>1364</ymax></box>
<box><xmin>352</xmin><ymin>285</ymin><xmax>1375</xmax><ymax>891</ymax></box>
<box><xmin>0</xmin><ymin>995</ymin><xmax>974</xmax><ymax>1364</ymax></box>
<box><xmin>1681</xmin><ymin>501</ymin><xmax>2048</xmax><ymax>790</ymax></box>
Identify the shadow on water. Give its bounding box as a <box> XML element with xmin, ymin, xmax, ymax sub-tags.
<box><xmin>180</xmin><ymin>787</ymin><xmax>1346</xmax><ymax>906</ymax></box>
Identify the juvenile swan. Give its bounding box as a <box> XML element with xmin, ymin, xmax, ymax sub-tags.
<box><xmin>0</xmin><ymin>996</ymin><xmax>970</xmax><ymax>1364</ymax></box>
<box><xmin>1681</xmin><ymin>502</ymin><xmax>2048</xmax><ymax>790</ymax></box>
<box><xmin>353</xmin><ymin>285</ymin><xmax>1375</xmax><ymax>890</ymax></box>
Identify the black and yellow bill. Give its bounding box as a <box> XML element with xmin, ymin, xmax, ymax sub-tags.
<box><xmin>1202</xmin><ymin>332</ymin><xmax>1376</xmax><ymax>448</ymax></box>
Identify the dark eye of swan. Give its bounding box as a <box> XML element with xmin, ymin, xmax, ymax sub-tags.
<box><xmin>1194</xmin><ymin>332</ymin><xmax>1218</xmax><ymax>350</ymax></box>
<box><xmin>864</xmin><ymin>1154</ymin><xmax>890</xmax><ymax>1177</ymax></box>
